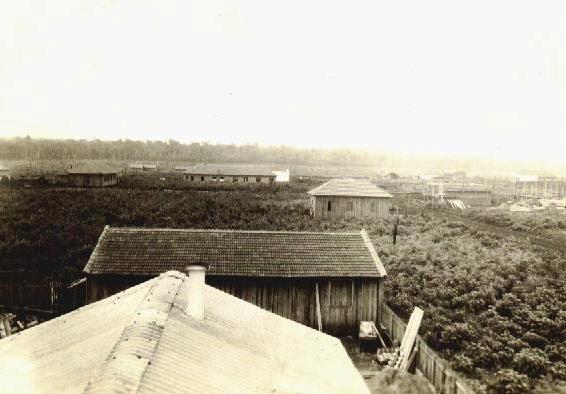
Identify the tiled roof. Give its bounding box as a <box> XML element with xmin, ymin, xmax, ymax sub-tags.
<box><xmin>308</xmin><ymin>178</ymin><xmax>393</xmax><ymax>198</ymax></box>
<box><xmin>68</xmin><ymin>162</ymin><xmax>121</xmax><ymax>174</ymax></box>
<box><xmin>84</xmin><ymin>227</ymin><xmax>386</xmax><ymax>278</ymax></box>
<box><xmin>185</xmin><ymin>164</ymin><xmax>277</xmax><ymax>177</ymax></box>
<box><xmin>0</xmin><ymin>271</ymin><xmax>369</xmax><ymax>394</ymax></box>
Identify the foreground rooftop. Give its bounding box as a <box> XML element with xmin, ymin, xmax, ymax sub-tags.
<box><xmin>0</xmin><ymin>271</ymin><xmax>369</xmax><ymax>394</ymax></box>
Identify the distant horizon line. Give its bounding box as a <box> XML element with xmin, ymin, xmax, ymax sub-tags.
<box><xmin>1</xmin><ymin>135</ymin><xmax>566</xmax><ymax>173</ymax></box>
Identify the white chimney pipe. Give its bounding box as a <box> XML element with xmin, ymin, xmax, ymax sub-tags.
<box><xmin>186</xmin><ymin>265</ymin><xmax>207</xmax><ymax>320</ymax></box>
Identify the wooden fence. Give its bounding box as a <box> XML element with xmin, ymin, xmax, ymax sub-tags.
<box><xmin>379</xmin><ymin>301</ymin><xmax>476</xmax><ymax>394</ymax></box>
<box><xmin>0</xmin><ymin>282</ymin><xmax>63</xmax><ymax>311</ymax></box>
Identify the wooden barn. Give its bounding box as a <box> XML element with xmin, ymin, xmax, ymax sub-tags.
<box><xmin>67</xmin><ymin>163</ymin><xmax>121</xmax><ymax>187</ymax></box>
<box><xmin>308</xmin><ymin>178</ymin><xmax>393</xmax><ymax>219</ymax></box>
<box><xmin>83</xmin><ymin>226</ymin><xmax>387</xmax><ymax>336</ymax></box>
<box><xmin>184</xmin><ymin>164</ymin><xmax>276</xmax><ymax>184</ymax></box>
<box><xmin>426</xmin><ymin>183</ymin><xmax>492</xmax><ymax>206</ymax></box>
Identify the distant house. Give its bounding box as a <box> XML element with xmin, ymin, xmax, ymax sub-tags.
<box><xmin>308</xmin><ymin>178</ymin><xmax>393</xmax><ymax>219</ymax></box>
<box><xmin>272</xmin><ymin>168</ymin><xmax>290</xmax><ymax>182</ymax></box>
<box><xmin>0</xmin><ymin>270</ymin><xmax>369</xmax><ymax>394</ymax></box>
<box><xmin>0</xmin><ymin>165</ymin><xmax>10</xmax><ymax>181</ymax></box>
<box><xmin>185</xmin><ymin>165</ymin><xmax>276</xmax><ymax>184</ymax></box>
<box><xmin>426</xmin><ymin>183</ymin><xmax>492</xmax><ymax>206</ymax></box>
<box><xmin>128</xmin><ymin>163</ymin><xmax>157</xmax><ymax>172</ymax></box>
<box><xmin>83</xmin><ymin>226</ymin><xmax>387</xmax><ymax>336</ymax></box>
<box><xmin>383</xmin><ymin>172</ymin><xmax>400</xmax><ymax>181</ymax></box>
<box><xmin>67</xmin><ymin>163</ymin><xmax>121</xmax><ymax>187</ymax></box>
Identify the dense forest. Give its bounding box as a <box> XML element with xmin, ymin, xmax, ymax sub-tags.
<box><xmin>2</xmin><ymin>136</ymin><xmax>564</xmax><ymax>175</ymax></box>
<box><xmin>0</xmin><ymin>174</ymin><xmax>565</xmax><ymax>393</ymax></box>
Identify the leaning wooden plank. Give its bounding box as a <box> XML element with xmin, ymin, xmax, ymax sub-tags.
<box><xmin>370</xmin><ymin>321</ymin><xmax>387</xmax><ymax>348</ymax></box>
<box><xmin>399</xmin><ymin>307</ymin><xmax>424</xmax><ymax>370</ymax></box>
<box><xmin>315</xmin><ymin>283</ymin><xmax>322</xmax><ymax>331</ymax></box>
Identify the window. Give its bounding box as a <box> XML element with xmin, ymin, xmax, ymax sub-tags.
<box><xmin>233</xmin><ymin>177</ymin><xmax>238</xmax><ymax>182</ymax></box>
<box><xmin>371</xmin><ymin>202</ymin><xmax>376</xmax><ymax>212</ymax></box>
<box><xmin>201</xmin><ymin>176</ymin><xmax>205</xmax><ymax>182</ymax></box>
<box><xmin>243</xmin><ymin>176</ymin><xmax>249</xmax><ymax>182</ymax></box>
<box><xmin>256</xmin><ymin>177</ymin><xmax>261</xmax><ymax>183</ymax></box>
<box><xmin>346</xmin><ymin>201</ymin><xmax>353</xmax><ymax>211</ymax></box>
<box><xmin>327</xmin><ymin>201</ymin><xmax>332</xmax><ymax>212</ymax></box>
<box><xmin>212</xmin><ymin>176</ymin><xmax>217</xmax><ymax>181</ymax></box>
<box><xmin>219</xmin><ymin>176</ymin><xmax>225</xmax><ymax>182</ymax></box>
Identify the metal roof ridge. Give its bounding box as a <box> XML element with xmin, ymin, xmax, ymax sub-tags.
<box><xmin>83</xmin><ymin>272</ymin><xmax>186</xmax><ymax>394</ymax></box>
<box><xmin>105</xmin><ymin>227</ymin><xmax>364</xmax><ymax>236</ymax></box>
<box><xmin>360</xmin><ymin>229</ymin><xmax>387</xmax><ymax>277</ymax></box>
<box><xmin>83</xmin><ymin>225</ymin><xmax>111</xmax><ymax>274</ymax></box>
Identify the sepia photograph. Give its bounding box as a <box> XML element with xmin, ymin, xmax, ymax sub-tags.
<box><xmin>0</xmin><ymin>1</ymin><xmax>565</xmax><ymax>393</ymax></box>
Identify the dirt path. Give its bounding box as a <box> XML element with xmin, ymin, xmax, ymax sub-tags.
<box><xmin>429</xmin><ymin>209</ymin><xmax>566</xmax><ymax>259</ymax></box>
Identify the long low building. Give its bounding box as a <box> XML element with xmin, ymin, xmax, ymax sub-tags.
<box><xmin>308</xmin><ymin>178</ymin><xmax>393</xmax><ymax>218</ymax></box>
<box><xmin>426</xmin><ymin>183</ymin><xmax>492</xmax><ymax>206</ymax></box>
<box><xmin>83</xmin><ymin>226</ymin><xmax>387</xmax><ymax>336</ymax></box>
<box><xmin>0</xmin><ymin>271</ymin><xmax>369</xmax><ymax>394</ymax></box>
<box><xmin>184</xmin><ymin>165</ymin><xmax>276</xmax><ymax>184</ymax></box>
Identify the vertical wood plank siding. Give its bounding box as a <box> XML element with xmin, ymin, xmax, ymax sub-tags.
<box><xmin>87</xmin><ymin>276</ymin><xmax>382</xmax><ymax>336</ymax></box>
<box><xmin>312</xmin><ymin>195</ymin><xmax>391</xmax><ymax>218</ymax></box>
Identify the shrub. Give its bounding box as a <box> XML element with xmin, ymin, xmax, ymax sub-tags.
<box><xmin>487</xmin><ymin>369</ymin><xmax>530</xmax><ymax>394</ymax></box>
<box><xmin>513</xmin><ymin>348</ymin><xmax>550</xmax><ymax>378</ymax></box>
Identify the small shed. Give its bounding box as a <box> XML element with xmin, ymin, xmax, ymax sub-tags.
<box><xmin>0</xmin><ymin>165</ymin><xmax>10</xmax><ymax>181</ymax></box>
<box><xmin>308</xmin><ymin>178</ymin><xmax>393</xmax><ymax>219</ymax></box>
<box><xmin>67</xmin><ymin>163</ymin><xmax>121</xmax><ymax>187</ymax></box>
<box><xmin>185</xmin><ymin>164</ymin><xmax>276</xmax><ymax>184</ymax></box>
<box><xmin>383</xmin><ymin>172</ymin><xmax>400</xmax><ymax>181</ymax></box>
<box><xmin>0</xmin><ymin>271</ymin><xmax>369</xmax><ymax>394</ymax></box>
<box><xmin>83</xmin><ymin>226</ymin><xmax>387</xmax><ymax>336</ymax></box>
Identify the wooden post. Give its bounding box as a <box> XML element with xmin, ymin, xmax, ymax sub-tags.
<box><xmin>315</xmin><ymin>283</ymin><xmax>322</xmax><ymax>331</ymax></box>
<box><xmin>2</xmin><ymin>315</ymin><xmax>11</xmax><ymax>337</ymax></box>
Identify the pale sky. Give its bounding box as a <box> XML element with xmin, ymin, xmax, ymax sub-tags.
<box><xmin>1</xmin><ymin>1</ymin><xmax>565</xmax><ymax>163</ymax></box>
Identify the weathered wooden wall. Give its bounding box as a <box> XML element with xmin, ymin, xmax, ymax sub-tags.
<box><xmin>311</xmin><ymin>195</ymin><xmax>391</xmax><ymax>219</ymax></box>
<box><xmin>67</xmin><ymin>174</ymin><xmax>118</xmax><ymax>187</ymax></box>
<box><xmin>444</xmin><ymin>191</ymin><xmax>492</xmax><ymax>206</ymax></box>
<box><xmin>86</xmin><ymin>275</ymin><xmax>383</xmax><ymax>336</ymax></box>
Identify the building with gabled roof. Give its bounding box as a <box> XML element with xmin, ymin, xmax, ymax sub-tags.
<box><xmin>308</xmin><ymin>178</ymin><xmax>393</xmax><ymax>218</ymax></box>
<box><xmin>66</xmin><ymin>162</ymin><xmax>122</xmax><ymax>187</ymax></box>
<box><xmin>0</xmin><ymin>270</ymin><xmax>369</xmax><ymax>394</ymax></box>
<box><xmin>83</xmin><ymin>226</ymin><xmax>387</xmax><ymax>336</ymax></box>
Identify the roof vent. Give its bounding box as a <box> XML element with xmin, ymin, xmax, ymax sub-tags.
<box><xmin>186</xmin><ymin>264</ymin><xmax>207</xmax><ymax>320</ymax></box>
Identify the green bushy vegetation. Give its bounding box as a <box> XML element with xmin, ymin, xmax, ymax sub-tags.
<box><xmin>0</xmin><ymin>177</ymin><xmax>565</xmax><ymax>392</ymax></box>
<box><xmin>465</xmin><ymin>209</ymin><xmax>566</xmax><ymax>232</ymax></box>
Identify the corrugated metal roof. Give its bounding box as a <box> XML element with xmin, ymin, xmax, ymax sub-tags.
<box><xmin>308</xmin><ymin>179</ymin><xmax>393</xmax><ymax>198</ymax></box>
<box><xmin>185</xmin><ymin>164</ymin><xmax>277</xmax><ymax>177</ymax></box>
<box><xmin>0</xmin><ymin>271</ymin><xmax>370</xmax><ymax>394</ymax></box>
<box><xmin>83</xmin><ymin>227</ymin><xmax>386</xmax><ymax>278</ymax></box>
